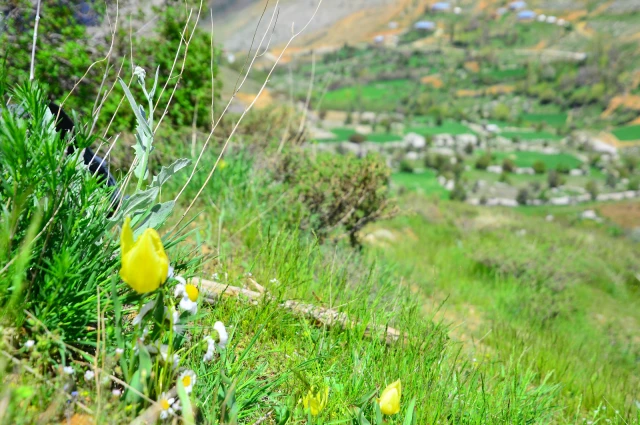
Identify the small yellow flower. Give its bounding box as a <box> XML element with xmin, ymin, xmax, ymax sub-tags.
<box><xmin>302</xmin><ymin>386</ymin><xmax>329</xmax><ymax>416</ymax></box>
<box><xmin>120</xmin><ymin>217</ymin><xmax>169</xmax><ymax>294</ymax></box>
<box><xmin>378</xmin><ymin>380</ymin><xmax>401</xmax><ymax>415</ymax></box>
<box><xmin>158</xmin><ymin>392</ymin><xmax>176</xmax><ymax>420</ymax></box>
<box><xmin>178</xmin><ymin>369</ymin><xmax>196</xmax><ymax>394</ymax></box>
<box><xmin>218</xmin><ymin>159</ymin><xmax>228</xmax><ymax>170</ymax></box>
<box><xmin>185</xmin><ymin>284</ymin><xmax>199</xmax><ymax>302</ymax></box>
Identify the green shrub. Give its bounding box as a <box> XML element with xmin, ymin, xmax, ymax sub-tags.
<box><xmin>475</xmin><ymin>154</ymin><xmax>492</xmax><ymax>170</ymax></box>
<box><xmin>277</xmin><ymin>150</ymin><xmax>396</xmax><ymax>246</ymax></box>
<box><xmin>605</xmin><ymin>173</ymin><xmax>617</xmax><ymax>189</ymax></box>
<box><xmin>399</xmin><ymin>159</ymin><xmax>415</xmax><ymax>173</ymax></box>
<box><xmin>349</xmin><ymin>133</ymin><xmax>367</xmax><ymax>144</ymax></box>
<box><xmin>0</xmin><ymin>84</ymin><xmax>118</xmax><ymax>343</ymax></box>
<box><xmin>502</xmin><ymin>158</ymin><xmax>516</xmax><ymax>173</ymax></box>
<box><xmin>492</xmin><ymin>103</ymin><xmax>511</xmax><ymax>121</ymax></box>
<box><xmin>533</xmin><ymin>160</ymin><xmax>546</xmax><ymax>174</ymax></box>
<box><xmin>627</xmin><ymin>178</ymin><xmax>640</xmax><ymax>191</ymax></box>
<box><xmin>516</xmin><ymin>188</ymin><xmax>529</xmax><ymax>205</ymax></box>
<box><xmin>586</xmin><ymin>180</ymin><xmax>599</xmax><ymax>200</ymax></box>
<box><xmin>1</xmin><ymin>0</ymin><xmax>98</xmax><ymax>114</ymax></box>
<box><xmin>1</xmin><ymin>1</ymin><xmax>222</xmax><ymax>132</ymax></box>
<box><xmin>556</xmin><ymin>163</ymin><xmax>571</xmax><ymax>174</ymax></box>
<box><xmin>449</xmin><ymin>182</ymin><xmax>467</xmax><ymax>202</ymax></box>
<box><xmin>547</xmin><ymin>170</ymin><xmax>562</xmax><ymax>188</ymax></box>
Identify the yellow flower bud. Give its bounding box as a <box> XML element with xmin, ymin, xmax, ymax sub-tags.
<box><xmin>120</xmin><ymin>217</ymin><xmax>169</xmax><ymax>294</ymax></box>
<box><xmin>302</xmin><ymin>386</ymin><xmax>329</xmax><ymax>416</ymax></box>
<box><xmin>378</xmin><ymin>379</ymin><xmax>401</xmax><ymax>415</ymax></box>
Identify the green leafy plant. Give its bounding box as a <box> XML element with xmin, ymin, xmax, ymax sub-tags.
<box><xmin>277</xmin><ymin>150</ymin><xmax>396</xmax><ymax>246</ymax></box>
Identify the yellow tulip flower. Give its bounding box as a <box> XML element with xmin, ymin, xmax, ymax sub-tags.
<box><xmin>120</xmin><ymin>217</ymin><xmax>169</xmax><ymax>293</ymax></box>
<box><xmin>378</xmin><ymin>380</ymin><xmax>401</xmax><ymax>415</ymax></box>
<box><xmin>302</xmin><ymin>386</ymin><xmax>329</xmax><ymax>416</ymax></box>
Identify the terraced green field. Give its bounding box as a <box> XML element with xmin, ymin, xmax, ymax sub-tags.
<box><xmin>406</xmin><ymin>120</ymin><xmax>474</xmax><ymax>136</ymax></box>
<box><xmin>317</xmin><ymin>127</ymin><xmax>402</xmax><ymax>143</ymax></box>
<box><xmin>322</xmin><ymin>79</ymin><xmax>419</xmax><ymax>111</ymax></box>
<box><xmin>612</xmin><ymin>125</ymin><xmax>640</xmax><ymax>141</ymax></box>
<box><xmin>492</xmin><ymin>151</ymin><xmax>582</xmax><ymax>169</ymax></box>
<box><xmin>392</xmin><ymin>171</ymin><xmax>449</xmax><ymax>199</ymax></box>
<box><xmin>521</xmin><ymin>113</ymin><xmax>568</xmax><ymax>127</ymax></box>
<box><xmin>500</xmin><ymin>130</ymin><xmax>563</xmax><ymax>141</ymax></box>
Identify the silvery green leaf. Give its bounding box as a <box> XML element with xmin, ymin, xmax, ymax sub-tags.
<box><xmin>118</xmin><ymin>79</ymin><xmax>152</xmax><ymax>136</ymax></box>
<box><xmin>149</xmin><ymin>66</ymin><xmax>160</xmax><ymax>99</ymax></box>
<box><xmin>108</xmin><ymin>187</ymin><xmax>160</xmax><ymax>224</ymax></box>
<box><xmin>132</xmin><ymin>200</ymin><xmax>175</xmax><ymax>237</ymax></box>
<box><xmin>151</xmin><ymin>158</ymin><xmax>192</xmax><ymax>188</ymax></box>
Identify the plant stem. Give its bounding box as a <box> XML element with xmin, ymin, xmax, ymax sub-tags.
<box><xmin>29</xmin><ymin>0</ymin><xmax>42</xmax><ymax>81</ymax></box>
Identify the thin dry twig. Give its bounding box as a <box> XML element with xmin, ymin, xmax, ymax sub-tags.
<box><xmin>194</xmin><ymin>278</ymin><xmax>404</xmax><ymax>345</ymax></box>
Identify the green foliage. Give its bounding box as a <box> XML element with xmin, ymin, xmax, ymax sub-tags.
<box><xmin>1</xmin><ymin>1</ymin><xmax>221</xmax><ymax>131</ymax></box>
<box><xmin>349</xmin><ymin>133</ymin><xmax>367</xmax><ymax>144</ymax></box>
<box><xmin>1</xmin><ymin>0</ymin><xmax>98</xmax><ymax>112</ymax></box>
<box><xmin>547</xmin><ymin>170</ymin><xmax>562</xmax><ymax>188</ymax></box>
<box><xmin>502</xmin><ymin>157</ymin><xmax>516</xmax><ymax>173</ymax></box>
<box><xmin>586</xmin><ymin>180</ymin><xmax>599</xmax><ymax>200</ymax></box>
<box><xmin>606</xmin><ymin>172</ymin><xmax>618</xmax><ymax>189</ymax></box>
<box><xmin>533</xmin><ymin>160</ymin><xmax>546</xmax><ymax>174</ymax></box>
<box><xmin>0</xmin><ymin>83</ymin><xmax>116</xmax><ymax>342</ymax></box>
<box><xmin>399</xmin><ymin>160</ymin><xmax>415</xmax><ymax>173</ymax></box>
<box><xmin>449</xmin><ymin>182</ymin><xmax>467</xmax><ymax>202</ymax></box>
<box><xmin>475</xmin><ymin>153</ymin><xmax>492</xmax><ymax>170</ymax></box>
<box><xmin>516</xmin><ymin>188</ymin><xmax>529</xmax><ymax>205</ymax></box>
<box><xmin>277</xmin><ymin>150</ymin><xmax>395</xmax><ymax>246</ymax></box>
<box><xmin>492</xmin><ymin>103</ymin><xmax>511</xmax><ymax>121</ymax></box>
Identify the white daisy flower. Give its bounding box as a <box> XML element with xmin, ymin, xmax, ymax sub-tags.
<box><xmin>178</xmin><ymin>283</ymin><xmax>199</xmax><ymax>315</ymax></box>
<box><xmin>178</xmin><ymin>370</ymin><xmax>196</xmax><ymax>394</ymax></box>
<box><xmin>112</xmin><ymin>389</ymin><xmax>122</xmax><ymax>397</ymax></box>
<box><xmin>167</xmin><ymin>265</ymin><xmax>175</xmax><ymax>279</ymax></box>
<box><xmin>203</xmin><ymin>336</ymin><xmax>216</xmax><ymax>363</ymax></box>
<box><xmin>174</xmin><ymin>276</ymin><xmax>187</xmax><ymax>298</ymax></box>
<box><xmin>158</xmin><ymin>392</ymin><xmax>176</xmax><ymax>420</ymax></box>
<box><xmin>84</xmin><ymin>369</ymin><xmax>95</xmax><ymax>382</ymax></box>
<box><xmin>132</xmin><ymin>300</ymin><xmax>157</xmax><ymax>326</ymax></box>
<box><xmin>63</xmin><ymin>366</ymin><xmax>75</xmax><ymax>375</ymax></box>
<box><xmin>214</xmin><ymin>321</ymin><xmax>228</xmax><ymax>350</ymax></box>
<box><xmin>24</xmin><ymin>340</ymin><xmax>35</xmax><ymax>349</ymax></box>
<box><xmin>179</xmin><ymin>297</ymin><xmax>198</xmax><ymax>315</ymax></box>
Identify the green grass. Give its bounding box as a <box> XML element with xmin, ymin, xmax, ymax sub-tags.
<box><xmin>317</xmin><ymin>128</ymin><xmax>401</xmax><ymax>143</ymax></box>
<box><xmin>392</xmin><ymin>170</ymin><xmax>449</xmax><ymax>199</ymax></box>
<box><xmin>367</xmin><ymin>198</ymin><xmax>640</xmax><ymax>423</ymax></box>
<box><xmin>500</xmin><ymin>130</ymin><xmax>563</xmax><ymax>141</ymax></box>
<box><xmin>521</xmin><ymin>113</ymin><xmax>568</xmax><ymax>127</ymax></box>
<box><xmin>612</xmin><ymin>125</ymin><xmax>640</xmax><ymax>141</ymax></box>
<box><xmin>406</xmin><ymin>120</ymin><xmax>474</xmax><ymax>136</ymax></box>
<box><xmin>492</xmin><ymin>151</ymin><xmax>582</xmax><ymax>169</ymax></box>
<box><xmin>482</xmin><ymin>67</ymin><xmax>527</xmax><ymax>80</ymax></box>
<box><xmin>322</xmin><ymin>79</ymin><xmax>418</xmax><ymax>112</ymax></box>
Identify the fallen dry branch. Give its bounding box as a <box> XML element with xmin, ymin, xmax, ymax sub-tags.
<box><xmin>193</xmin><ymin>278</ymin><xmax>404</xmax><ymax>345</ymax></box>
